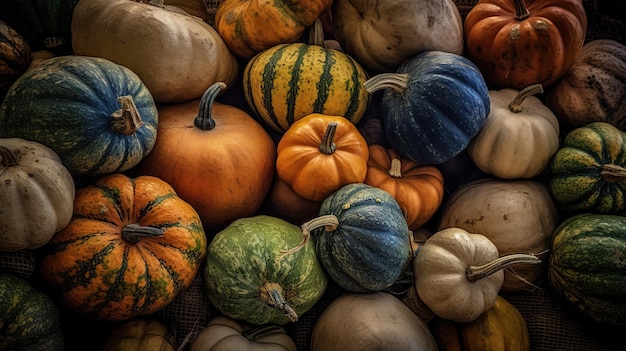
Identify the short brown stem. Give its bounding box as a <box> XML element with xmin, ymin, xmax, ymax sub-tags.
<box><xmin>601</xmin><ymin>164</ymin><xmax>626</xmax><ymax>183</ymax></box>
<box><xmin>195</xmin><ymin>82</ymin><xmax>227</xmax><ymax>130</ymax></box>
<box><xmin>513</xmin><ymin>0</ymin><xmax>531</xmax><ymax>20</ymax></box>
<box><xmin>110</xmin><ymin>96</ymin><xmax>143</xmax><ymax>135</ymax></box>
<box><xmin>508</xmin><ymin>84</ymin><xmax>543</xmax><ymax>113</ymax></box>
<box><xmin>389</xmin><ymin>159</ymin><xmax>402</xmax><ymax>177</ymax></box>
<box><xmin>364</xmin><ymin>73</ymin><xmax>409</xmax><ymax>95</ymax></box>
<box><xmin>259</xmin><ymin>282</ymin><xmax>298</xmax><ymax>322</ymax></box>
<box><xmin>122</xmin><ymin>223</ymin><xmax>165</xmax><ymax>243</ymax></box>
<box><xmin>319</xmin><ymin>122</ymin><xmax>338</xmax><ymax>154</ymax></box>
<box><xmin>0</xmin><ymin>146</ymin><xmax>18</xmax><ymax>167</ymax></box>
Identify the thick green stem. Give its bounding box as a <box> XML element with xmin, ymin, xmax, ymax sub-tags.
<box><xmin>110</xmin><ymin>96</ymin><xmax>143</xmax><ymax>135</ymax></box>
<box><xmin>122</xmin><ymin>223</ymin><xmax>165</xmax><ymax>243</ymax></box>
<box><xmin>279</xmin><ymin>215</ymin><xmax>339</xmax><ymax>258</ymax></box>
<box><xmin>319</xmin><ymin>122</ymin><xmax>338</xmax><ymax>154</ymax></box>
<box><xmin>513</xmin><ymin>0</ymin><xmax>531</xmax><ymax>20</ymax></box>
<box><xmin>0</xmin><ymin>146</ymin><xmax>18</xmax><ymax>167</ymax></box>
<box><xmin>601</xmin><ymin>163</ymin><xmax>626</xmax><ymax>183</ymax></box>
<box><xmin>466</xmin><ymin>253</ymin><xmax>541</xmax><ymax>282</ymax></box>
<box><xmin>195</xmin><ymin>82</ymin><xmax>227</xmax><ymax>130</ymax></box>
<box><xmin>364</xmin><ymin>73</ymin><xmax>409</xmax><ymax>95</ymax></box>
<box><xmin>508</xmin><ymin>84</ymin><xmax>543</xmax><ymax>113</ymax></box>
<box><xmin>259</xmin><ymin>282</ymin><xmax>298</xmax><ymax>322</ymax></box>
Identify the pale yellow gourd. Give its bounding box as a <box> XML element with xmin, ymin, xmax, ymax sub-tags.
<box><xmin>414</xmin><ymin>227</ymin><xmax>540</xmax><ymax>323</ymax></box>
<box><xmin>468</xmin><ymin>84</ymin><xmax>560</xmax><ymax>179</ymax></box>
<box><xmin>101</xmin><ymin>319</ymin><xmax>176</xmax><ymax>351</ymax></box>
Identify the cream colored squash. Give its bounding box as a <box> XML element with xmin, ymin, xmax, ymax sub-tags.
<box><xmin>468</xmin><ymin>84</ymin><xmax>560</xmax><ymax>179</ymax></box>
<box><xmin>331</xmin><ymin>0</ymin><xmax>463</xmax><ymax>73</ymax></box>
<box><xmin>71</xmin><ymin>0</ymin><xmax>238</xmax><ymax>103</ymax></box>
<box><xmin>102</xmin><ymin>318</ymin><xmax>176</xmax><ymax>351</ymax></box>
<box><xmin>438</xmin><ymin>178</ymin><xmax>559</xmax><ymax>293</ymax></box>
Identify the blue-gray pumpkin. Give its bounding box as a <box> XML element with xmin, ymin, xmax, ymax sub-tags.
<box><xmin>0</xmin><ymin>55</ymin><xmax>158</xmax><ymax>177</ymax></box>
<box><xmin>365</xmin><ymin>50</ymin><xmax>490</xmax><ymax>165</ymax></box>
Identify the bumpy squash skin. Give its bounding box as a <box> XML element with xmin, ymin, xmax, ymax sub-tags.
<box><xmin>548</xmin><ymin>213</ymin><xmax>626</xmax><ymax>329</ymax></box>
<box><xmin>312</xmin><ymin>183</ymin><xmax>410</xmax><ymax>292</ymax></box>
<box><xmin>549</xmin><ymin>122</ymin><xmax>626</xmax><ymax>214</ymax></box>
<box><xmin>0</xmin><ymin>55</ymin><xmax>158</xmax><ymax>177</ymax></box>
<box><xmin>0</xmin><ymin>21</ymin><xmax>32</xmax><ymax>100</ymax></box>
<box><xmin>0</xmin><ymin>273</ymin><xmax>64</xmax><ymax>351</ymax></box>
<box><xmin>380</xmin><ymin>51</ymin><xmax>490</xmax><ymax>165</ymax></box>
<box><xmin>204</xmin><ymin>215</ymin><xmax>328</xmax><ymax>325</ymax></box>
<box><xmin>243</xmin><ymin>43</ymin><xmax>369</xmax><ymax>133</ymax></box>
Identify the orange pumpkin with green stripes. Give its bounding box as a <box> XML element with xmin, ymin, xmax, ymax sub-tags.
<box><xmin>243</xmin><ymin>43</ymin><xmax>370</xmax><ymax>133</ymax></box>
<box><xmin>39</xmin><ymin>173</ymin><xmax>207</xmax><ymax>321</ymax></box>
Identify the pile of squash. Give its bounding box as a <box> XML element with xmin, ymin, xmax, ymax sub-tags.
<box><xmin>0</xmin><ymin>0</ymin><xmax>625</xmax><ymax>350</ymax></box>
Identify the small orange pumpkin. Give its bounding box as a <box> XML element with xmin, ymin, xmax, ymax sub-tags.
<box><xmin>364</xmin><ymin>144</ymin><xmax>444</xmax><ymax>230</ymax></box>
<box><xmin>276</xmin><ymin>113</ymin><xmax>369</xmax><ymax>202</ymax></box>
<box><xmin>464</xmin><ymin>0</ymin><xmax>587</xmax><ymax>89</ymax></box>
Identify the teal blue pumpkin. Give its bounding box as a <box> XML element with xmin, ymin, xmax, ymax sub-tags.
<box><xmin>365</xmin><ymin>50</ymin><xmax>490</xmax><ymax>165</ymax></box>
<box><xmin>310</xmin><ymin>183</ymin><xmax>410</xmax><ymax>292</ymax></box>
<box><xmin>0</xmin><ymin>55</ymin><xmax>158</xmax><ymax>177</ymax></box>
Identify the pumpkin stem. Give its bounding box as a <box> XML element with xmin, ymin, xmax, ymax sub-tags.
<box><xmin>195</xmin><ymin>82</ymin><xmax>227</xmax><ymax>130</ymax></box>
<box><xmin>110</xmin><ymin>96</ymin><xmax>144</xmax><ymax>135</ymax></box>
<box><xmin>466</xmin><ymin>253</ymin><xmax>541</xmax><ymax>282</ymax></box>
<box><xmin>319</xmin><ymin>122</ymin><xmax>338</xmax><ymax>154</ymax></box>
<box><xmin>308</xmin><ymin>18</ymin><xmax>325</xmax><ymax>47</ymax></box>
<box><xmin>389</xmin><ymin>158</ymin><xmax>403</xmax><ymax>177</ymax></box>
<box><xmin>43</xmin><ymin>37</ymin><xmax>63</xmax><ymax>49</ymax></box>
<box><xmin>601</xmin><ymin>164</ymin><xmax>626</xmax><ymax>182</ymax></box>
<box><xmin>278</xmin><ymin>215</ymin><xmax>339</xmax><ymax>258</ymax></box>
<box><xmin>259</xmin><ymin>282</ymin><xmax>298</xmax><ymax>322</ymax></box>
<box><xmin>508</xmin><ymin>84</ymin><xmax>543</xmax><ymax>113</ymax></box>
<box><xmin>242</xmin><ymin>325</ymin><xmax>284</xmax><ymax>342</ymax></box>
<box><xmin>363</xmin><ymin>73</ymin><xmax>409</xmax><ymax>95</ymax></box>
<box><xmin>513</xmin><ymin>0</ymin><xmax>531</xmax><ymax>20</ymax></box>
<box><xmin>122</xmin><ymin>223</ymin><xmax>165</xmax><ymax>243</ymax></box>
<box><xmin>0</xmin><ymin>146</ymin><xmax>18</xmax><ymax>168</ymax></box>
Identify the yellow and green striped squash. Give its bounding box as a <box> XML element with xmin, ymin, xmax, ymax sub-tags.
<box><xmin>243</xmin><ymin>43</ymin><xmax>369</xmax><ymax>133</ymax></box>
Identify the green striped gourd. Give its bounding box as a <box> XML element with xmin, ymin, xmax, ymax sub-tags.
<box><xmin>243</xmin><ymin>42</ymin><xmax>369</xmax><ymax>133</ymax></box>
<box><xmin>549</xmin><ymin>121</ymin><xmax>626</xmax><ymax>214</ymax></box>
<box><xmin>548</xmin><ymin>213</ymin><xmax>626</xmax><ymax>329</ymax></box>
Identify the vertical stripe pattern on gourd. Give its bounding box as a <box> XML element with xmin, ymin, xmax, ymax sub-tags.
<box><xmin>244</xmin><ymin>43</ymin><xmax>369</xmax><ymax>133</ymax></box>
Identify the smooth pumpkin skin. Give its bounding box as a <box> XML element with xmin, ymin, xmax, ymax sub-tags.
<box><xmin>190</xmin><ymin>315</ymin><xmax>297</xmax><ymax>351</ymax></box>
<box><xmin>430</xmin><ymin>296</ymin><xmax>530</xmax><ymax>351</ymax></box>
<box><xmin>544</xmin><ymin>39</ymin><xmax>626</xmax><ymax>130</ymax></box>
<box><xmin>464</xmin><ymin>0</ymin><xmax>587</xmax><ymax>89</ymax></box>
<box><xmin>215</xmin><ymin>0</ymin><xmax>332</xmax><ymax>58</ymax></box>
<box><xmin>468</xmin><ymin>85</ymin><xmax>560</xmax><ymax>179</ymax></box>
<box><xmin>310</xmin><ymin>292</ymin><xmax>438</xmax><ymax>351</ymax></box>
<box><xmin>0</xmin><ymin>55</ymin><xmax>159</xmax><ymax>177</ymax></box>
<box><xmin>262</xmin><ymin>175</ymin><xmax>322</xmax><ymax>226</ymax></box>
<box><xmin>0</xmin><ymin>138</ymin><xmax>75</xmax><ymax>252</ymax></box>
<box><xmin>0</xmin><ymin>21</ymin><xmax>31</xmax><ymax>100</ymax></box>
<box><xmin>276</xmin><ymin>113</ymin><xmax>369</xmax><ymax>202</ymax></box>
<box><xmin>364</xmin><ymin>144</ymin><xmax>444</xmax><ymax>230</ymax></box>
<box><xmin>101</xmin><ymin>319</ymin><xmax>176</xmax><ymax>351</ymax></box>
<box><xmin>0</xmin><ymin>273</ymin><xmax>64</xmax><ymax>351</ymax></box>
<box><xmin>331</xmin><ymin>0</ymin><xmax>463</xmax><ymax>73</ymax></box>
<box><xmin>243</xmin><ymin>43</ymin><xmax>370</xmax><ymax>133</ymax></box>
<box><xmin>134</xmin><ymin>83</ymin><xmax>276</xmax><ymax>233</ymax></box>
<box><xmin>40</xmin><ymin>173</ymin><xmax>207</xmax><ymax>321</ymax></box>
<box><xmin>438</xmin><ymin>178</ymin><xmax>559</xmax><ymax>293</ymax></box>
<box><xmin>548</xmin><ymin>122</ymin><xmax>626</xmax><ymax>214</ymax></box>
<box><xmin>548</xmin><ymin>213</ymin><xmax>626</xmax><ymax>329</ymax></box>
<box><xmin>71</xmin><ymin>0</ymin><xmax>238</xmax><ymax>103</ymax></box>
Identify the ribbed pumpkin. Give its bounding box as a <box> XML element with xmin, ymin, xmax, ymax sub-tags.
<box><xmin>0</xmin><ymin>55</ymin><xmax>158</xmax><ymax>177</ymax></box>
<box><xmin>364</xmin><ymin>144</ymin><xmax>444</xmax><ymax>230</ymax></box>
<box><xmin>548</xmin><ymin>121</ymin><xmax>626</xmax><ymax>214</ymax></box>
<box><xmin>365</xmin><ymin>50</ymin><xmax>490</xmax><ymax>165</ymax></box>
<box><xmin>548</xmin><ymin>213</ymin><xmax>626</xmax><ymax>329</ymax></box>
<box><xmin>204</xmin><ymin>215</ymin><xmax>327</xmax><ymax>325</ymax></box>
<box><xmin>40</xmin><ymin>173</ymin><xmax>207</xmax><ymax>321</ymax></box>
<box><xmin>544</xmin><ymin>39</ymin><xmax>626</xmax><ymax>130</ymax></box>
<box><xmin>0</xmin><ymin>21</ymin><xmax>31</xmax><ymax>100</ymax></box>
<box><xmin>276</xmin><ymin>113</ymin><xmax>369</xmax><ymax>202</ymax></box>
<box><xmin>215</xmin><ymin>0</ymin><xmax>332</xmax><ymax>58</ymax></box>
<box><xmin>101</xmin><ymin>318</ymin><xmax>176</xmax><ymax>351</ymax></box>
<box><xmin>305</xmin><ymin>183</ymin><xmax>410</xmax><ymax>292</ymax></box>
<box><xmin>134</xmin><ymin>82</ymin><xmax>276</xmax><ymax>233</ymax></box>
<box><xmin>243</xmin><ymin>40</ymin><xmax>369</xmax><ymax>133</ymax></box>
<box><xmin>0</xmin><ymin>272</ymin><xmax>64</xmax><ymax>351</ymax></box>
<box><xmin>464</xmin><ymin>0</ymin><xmax>587</xmax><ymax>89</ymax></box>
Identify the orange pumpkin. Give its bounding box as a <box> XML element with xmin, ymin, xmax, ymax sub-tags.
<box><xmin>262</xmin><ymin>175</ymin><xmax>322</xmax><ymax>225</ymax></box>
<box><xmin>364</xmin><ymin>144</ymin><xmax>444</xmax><ymax>230</ymax></box>
<box><xmin>134</xmin><ymin>82</ymin><xmax>276</xmax><ymax>233</ymax></box>
<box><xmin>464</xmin><ymin>0</ymin><xmax>587</xmax><ymax>89</ymax></box>
<box><xmin>276</xmin><ymin>113</ymin><xmax>369</xmax><ymax>202</ymax></box>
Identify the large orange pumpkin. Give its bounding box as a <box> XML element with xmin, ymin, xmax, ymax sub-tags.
<box><xmin>464</xmin><ymin>0</ymin><xmax>587</xmax><ymax>89</ymax></box>
<box><xmin>134</xmin><ymin>82</ymin><xmax>276</xmax><ymax>233</ymax></box>
<box><xmin>364</xmin><ymin>144</ymin><xmax>444</xmax><ymax>230</ymax></box>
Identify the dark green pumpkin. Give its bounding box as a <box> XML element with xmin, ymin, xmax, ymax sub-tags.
<box><xmin>0</xmin><ymin>0</ymin><xmax>79</xmax><ymax>52</ymax></box>
<box><xmin>311</xmin><ymin>183</ymin><xmax>410</xmax><ymax>292</ymax></box>
<box><xmin>365</xmin><ymin>50</ymin><xmax>490</xmax><ymax>165</ymax></box>
<box><xmin>549</xmin><ymin>122</ymin><xmax>626</xmax><ymax>214</ymax></box>
<box><xmin>0</xmin><ymin>55</ymin><xmax>158</xmax><ymax>177</ymax></box>
<box><xmin>204</xmin><ymin>215</ymin><xmax>327</xmax><ymax>325</ymax></box>
<box><xmin>548</xmin><ymin>213</ymin><xmax>626</xmax><ymax>329</ymax></box>
<box><xmin>0</xmin><ymin>273</ymin><xmax>64</xmax><ymax>351</ymax></box>
<box><xmin>0</xmin><ymin>21</ymin><xmax>32</xmax><ymax>101</ymax></box>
